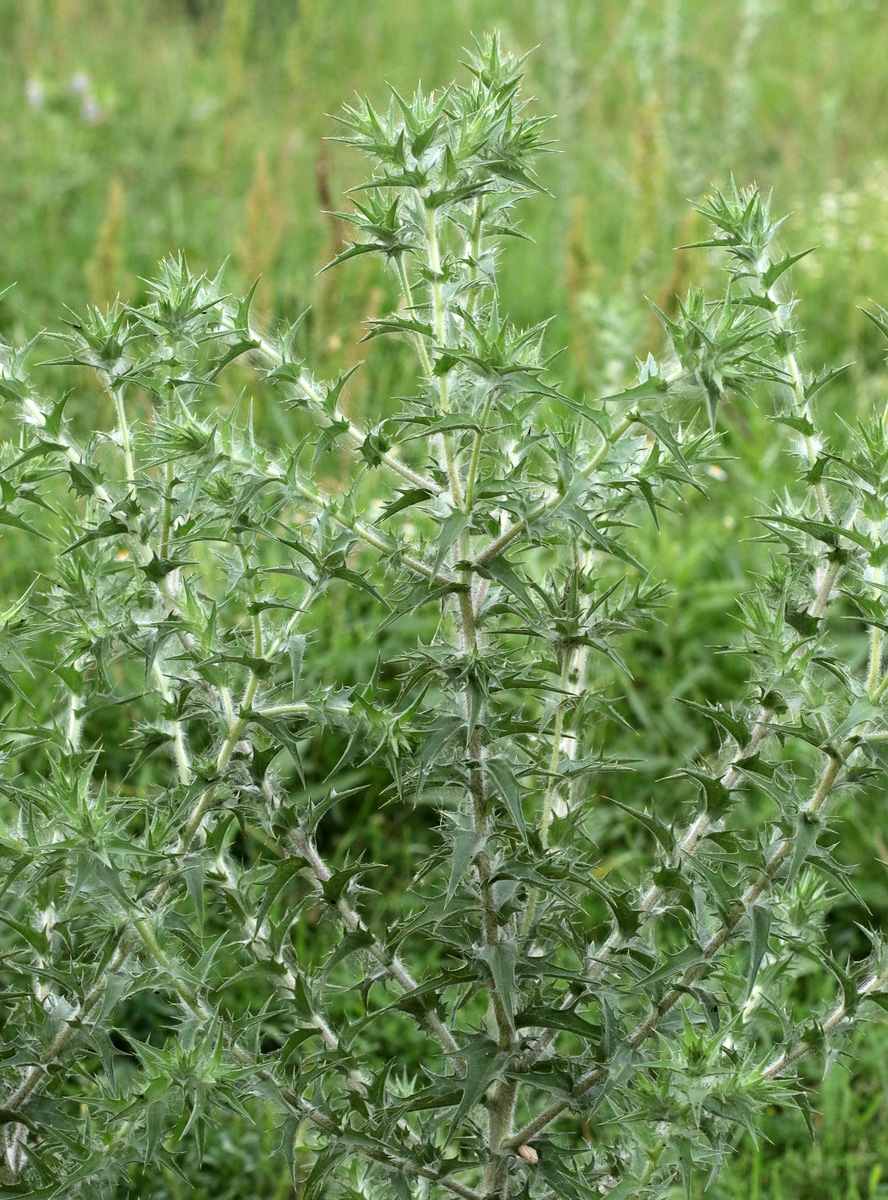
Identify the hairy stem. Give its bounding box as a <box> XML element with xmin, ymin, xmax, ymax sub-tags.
<box><xmin>509</xmin><ymin>737</ymin><xmax>857</xmax><ymax>1150</ymax></box>
<box><xmin>2</xmin><ymin>582</ymin><xmax>320</xmax><ymax>1119</ymax></box>
<box><xmin>234</xmin><ymin>313</ymin><xmax>442</xmax><ymax>496</ymax></box>
<box><xmin>521</xmin><ymin>544</ymin><xmax>844</xmax><ymax>1070</ymax></box>
<box><xmin>474</xmin><ymin>412</ymin><xmax>635</xmax><ymax>566</ymax></box>
<box><xmin>290</xmin><ymin>829</ymin><xmax>465</xmax><ymax>1069</ymax></box>
<box><xmin>765</xmin><ymin>284</ymin><xmax>831</xmax><ymax>522</ymax></box>
<box><xmin>519</xmin><ymin>648</ymin><xmax>571</xmax><ymax>947</ymax></box>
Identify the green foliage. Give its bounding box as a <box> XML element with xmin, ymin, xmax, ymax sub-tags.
<box><xmin>1</xmin><ymin>36</ymin><xmax>887</xmax><ymax>1200</ymax></box>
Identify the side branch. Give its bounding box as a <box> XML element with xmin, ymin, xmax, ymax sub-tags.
<box><xmin>521</xmin><ymin>550</ymin><xmax>843</xmax><ymax>1070</ymax></box>
<box><xmin>229</xmin><ymin>315</ymin><xmax>444</xmax><ymax>497</ymax></box>
<box><xmin>290</xmin><ymin>830</ymin><xmax>465</xmax><ymax>1070</ymax></box>
<box><xmin>509</xmin><ymin>736</ymin><xmax>859</xmax><ymax>1150</ymax></box>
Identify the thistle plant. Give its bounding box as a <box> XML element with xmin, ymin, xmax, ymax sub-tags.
<box><xmin>1</xmin><ymin>36</ymin><xmax>887</xmax><ymax>1200</ymax></box>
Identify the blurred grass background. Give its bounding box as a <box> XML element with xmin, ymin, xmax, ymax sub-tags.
<box><xmin>1</xmin><ymin>1</ymin><xmax>887</xmax><ymax>1196</ymax></box>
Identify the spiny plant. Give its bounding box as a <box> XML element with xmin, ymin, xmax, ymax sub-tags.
<box><xmin>1</xmin><ymin>35</ymin><xmax>887</xmax><ymax>1200</ymax></box>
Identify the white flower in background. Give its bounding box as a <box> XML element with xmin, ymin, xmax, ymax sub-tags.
<box><xmin>81</xmin><ymin>94</ymin><xmax>102</xmax><ymax>123</ymax></box>
<box><xmin>69</xmin><ymin>70</ymin><xmax>91</xmax><ymax>95</ymax></box>
<box><xmin>25</xmin><ymin>77</ymin><xmax>45</xmax><ymax>108</ymax></box>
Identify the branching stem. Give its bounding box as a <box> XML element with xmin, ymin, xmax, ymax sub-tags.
<box><xmin>508</xmin><ymin>737</ymin><xmax>856</xmax><ymax>1150</ymax></box>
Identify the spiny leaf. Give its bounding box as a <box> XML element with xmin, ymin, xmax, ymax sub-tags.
<box><xmin>747</xmin><ymin>903</ymin><xmax>772</xmax><ymax>996</ymax></box>
<box><xmin>446</xmin><ymin>1034</ymin><xmax>507</xmax><ymax>1136</ymax></box>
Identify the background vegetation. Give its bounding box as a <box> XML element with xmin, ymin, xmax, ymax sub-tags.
<box><xmin>1</xmin><ymin>1</ymin><xmax>886</xmax><ymax>1196</ymax></box>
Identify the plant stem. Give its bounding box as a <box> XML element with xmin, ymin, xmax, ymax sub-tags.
<box><xmin>109</xmin><ymin>382</ymin><xmax>136</xmax><ymax>500</ymax></box>
<box><xmin>124</xmin><ymin>911</ymin><xmax>481</xmax><ymax>1200</ymax></box>
<box><xmin>291</xmin><ymin>830</ymin><xmax>465</xmax><ymax>1068</ymax></box>
<box><xmin>474</xmin><ymin>412</ymin><xmax>635</xmax><ymax>565</ymax></box>
<box><xmin>2</xmin><ymin>581</ymin><xmax>321</xmax><ymax>1120</ymax></box>
<box><xmin>766</xmin><ymin>285</ymin><xmax>831</xmax><ymax>521</ymax></box>
<box><xmin>762</xmin><ymin>966</ymin><xmax>888</xmax><ymax>1079</ymax></box>
<box><xmin>255</xmin><ymin>700</ymin><xmax>350</xmax><ymax>718</ymax></box>
<box><xmin>521</xmin><ymin>543</ymin><xmax>845</xmax><ymax>1071</ymax></box>
<box><xmin>397</xmin><ymin>240</ymin><xmax>464</xmax><ymax>509</ymax></box>
<box><xmin>417</xmin><ymin>201</ymin><xmax>516</xmax><ymax>1173</ymax></box>
<box><xmin>867</xmin><ymin>565</ymin><xmax>884</xmax><ymax>699</ymax></box>
<box><xmin>402</xmin><ymin>209</ymin><xmax>511</xmax><ymax>1066</ymax></box>
<box><xmin>236</xmin><ymin>316</ymin><xmax>442</xmax><ymax>496</ymax></box>
<box><xmin>508</xmin><ymin>737</ymin><xmax>856</xmax><ymax>1150</ymax></box>
<box><xmin>520</xmin><ymin>649</ymin><xmax>571</xmax><ymax>946</ymax></box>
<box><xmin>159</xmin><ymin>459</ymin><xmax>174</xmax><ymax>559</ymax></box>
<box><xmin>283</xmin><ymin>467</ymin><xmax>452</xmax><ymax>585</ymax></box>
<box><xmin>151</xmin><ymin>661</ymin><xmax>193</xmax><ymax>786</ymax></box>
<box><xmin>465</xmin><ymin>392</ymin><xmax>494</xmax><ymax>515</ymax></box>
<box><xmin>65</xmin><ymin>665</ymin><xmax>85</xmax><ymax>755</ymax></box>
